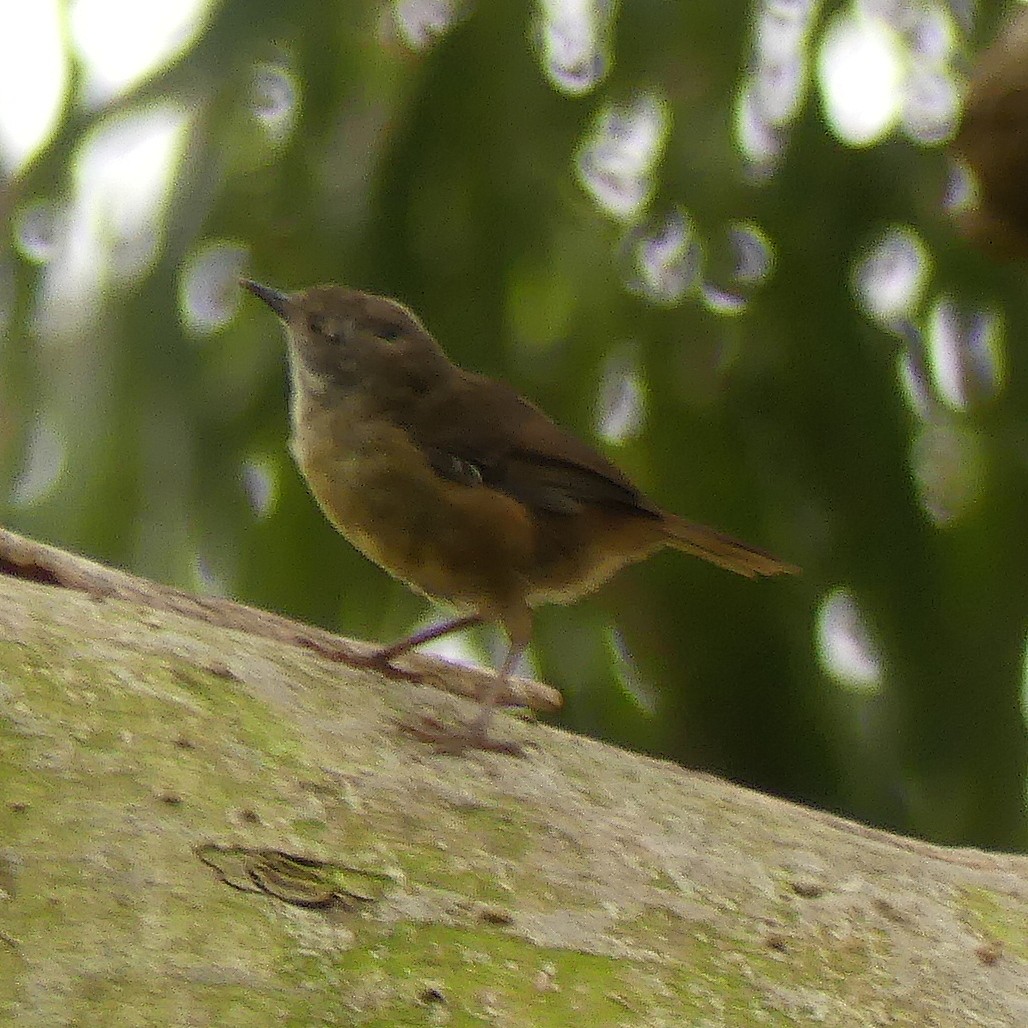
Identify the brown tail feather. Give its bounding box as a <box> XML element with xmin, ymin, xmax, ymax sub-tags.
<box><xmin>660</xmin><ymin>513</ymin><xmax>799</xmax><ymax>579</ymax></box>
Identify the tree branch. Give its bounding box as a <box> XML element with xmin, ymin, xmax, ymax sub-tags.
<box><xmin>0</xmin><ymin>532</ymin><xmax>1025</xmax><ymax>1023</ymax></box>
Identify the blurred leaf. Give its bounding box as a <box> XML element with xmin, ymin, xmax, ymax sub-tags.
<box><xmin>2</xmin><ymin>0</ymin><xmax>1026</xmax><ymax>850</ymax></box>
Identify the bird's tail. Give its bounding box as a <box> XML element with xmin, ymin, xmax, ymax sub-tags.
<box><xmin>660</xmin><ymin>513</ymin><xmax>799</xmax><ymax>579</ymax></box>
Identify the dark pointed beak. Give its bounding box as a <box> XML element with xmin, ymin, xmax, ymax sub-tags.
<box><xmin>240</xmin><ymin>279</ymin><xmax>291</xmax><ymax>319</ymax></box>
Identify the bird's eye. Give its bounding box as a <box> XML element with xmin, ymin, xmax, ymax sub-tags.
<box><xmin>307</xmin><ymin>315</ymin><xmax>324</xmax><ymax>335</ymax></box>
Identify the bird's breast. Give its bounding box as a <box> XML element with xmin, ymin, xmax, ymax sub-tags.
<box><xmin>288</xmin><ymin>396</ymin><xmax>536</xmax><ymax>616</ymax></box>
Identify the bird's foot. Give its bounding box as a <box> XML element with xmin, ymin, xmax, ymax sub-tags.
<box><xmin>396</xmin><ymin>715</ymin><xmax>526</xmax><ymax>758</ymax></box>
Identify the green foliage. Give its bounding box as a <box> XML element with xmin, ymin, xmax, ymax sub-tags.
<box><xmin>2</xmin><ymin>0</ymin><xmax>1026</xmax><ymax>848</ymax></box>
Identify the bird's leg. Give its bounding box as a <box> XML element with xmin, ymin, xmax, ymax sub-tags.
<box><xmin>466</xmin><ymin>640</ymin><xmax>525</xmax><ymax>741</ymax></box>
<box><xmin>345</xmin><ymin>613</ymin><xmax>484</xmax><ymax>679</ymax></box>
<box><xmin>372</xmin><ymin>613</ymin><xmax>484</xmax><ymax>663</ymax></box>
<box><xmin>399</xmin><ymin>635</ymin><xmax>529</xmax><ymax>758</ymax></box>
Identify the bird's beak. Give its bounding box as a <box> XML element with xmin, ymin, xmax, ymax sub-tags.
<box><xmin>240</xmin><ymin>279</ymin><xmax>291</xmax><ymax>319</ymax></box>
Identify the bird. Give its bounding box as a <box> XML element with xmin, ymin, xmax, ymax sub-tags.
<box><xmin>241</xmin><ymin>279</ymin><xmax>798</xmax><ymax>754</ymax></box>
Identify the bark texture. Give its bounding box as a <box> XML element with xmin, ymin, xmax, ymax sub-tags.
<box><xmin>0</xmin><ymin>533</ymin><xmax>1025</xmax><ymax>1026</ymax></box>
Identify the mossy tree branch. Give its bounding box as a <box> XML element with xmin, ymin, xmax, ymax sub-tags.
<box><xmin>1</xmin><ymin>534</ymin><xmax>1025</xmax><ymax>1025</ymax></box>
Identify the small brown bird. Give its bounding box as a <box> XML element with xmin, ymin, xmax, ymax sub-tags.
<box><xmin>242</xmin><ymin>280</ymin><xmax>798</xmax><ymax>754</ymax></box>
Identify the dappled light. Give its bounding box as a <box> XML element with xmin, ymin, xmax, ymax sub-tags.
<box><xmin>700</xmin><ymin>283</ymin><xmax>749</xmax><ymax>317</ymax></box>
<box><xmin>37</xmin><ymin>106</ymin><xmax>190</xmax><ymax>337</ymax></box>
<box><xmin>180</xmin><ymin>242</ymin><xmax>250</xmax><ymax>335</ymax></box>
<box><xmin>896</xmin><ymin>337</ymin><xmax>935</xmax><ymax>420</ymax></box>
<box><xmin>579</xmin><ymin>103</ymin><xmax>778</xmax><ymax>315</ymax></box>
<box><xmin>240</xmin><ymin>458</ymin><xmax>277</xmax><ymax>520</ymax></box>
<box><xmin>69</xmin><ymin>0</ymin><xmax>211</xmax><ymax>100</ymax></box>
<box><xmin>899</xmin><ymin>2</ymin><xmax>961</xmax><ymax>145</ymax></box>
<box><xmin>535</xmin><ymin>0</ymin><xmax>614</xmax><ymax>96</ymax></box>
<box><xmin>810</xmin><ymin>2</ymin><xmax>962</xmax><ymax>150</ymax></box>
<box><xmin>736</xmin><ymin>83</ymin><xmax>784</xmax><ymax>173</ymax></box>
<box><xmin>729</xmin><ymin>223</ymin><xmax>774</xmax><ymax>285</ymax></box>
<box><xmin>854</xmin><ymin>226</ymin><xmax>929</xmax><ymax>329</ymax></box>
<box><xmin>1</xmin><ymin>0</ymin><xmax>1026</xmax><ymax>849</ymax></box>
<box><xmin>392</xmin><ymin>0</ymin><xmax>465</xmax><ymax>51</ymax></box>
<box><xmin>736</xmin><ymin>0</ymin><xmax>818</xmax><ymax>173</ymax></box>
<box><xmin>697</xmin><ymin>224</ymin><xmax>775</xmax><ymax>316</ymax></box>
<box><xmin>903</xmin><ymin>56</ymin><xmax>960</xmax><ymax>145</ymax></box>
<box><xmin>623</xmin><ymin>210</ymin><xmax>702</xmax><ymax>306</ymax></box>
<box><xmin>594</xmin><ymin>346</ymin><xmax>645</xmax><ymax>444</ymax></box>
<box><xmin>742</xmin><ymin>1</ymin><xmax>961</xmax><ymax>166</ymax></box>
<box><xmin>816</xmin><ymin>2</ymin><xmax>960</xmax><ymax>148</ymax></box>
<box><xmin>818</xmin><ymin>9</ymin><xmax>905</xmax><ymax>146</ymax></box>
<box><xmin>10</xmin><ymin>416</ymin><xmax>67</xmax><ymax>507</ymax></box>
<box><xmin>576</xmin><ymin>93</ymin><xmax>668</xmax><ymax>221</ymax></box>
<box><xmin>926</xmin><ymin>298</ymin><xmax>1003</xmax><ymax>411</ymax></box>
<box><xmin>607</xmin><ymin>627</ymin><xmax>657</xmax><ymax>715</ymax></box>
<box><xmin>910</xmin><ymin>421</ymin><xmax>985</xmax><ymax>526</ymax></box>
<box><xmin>943</xmin><ymin>158</ymin><xmax>976</xmax><ymax>213</ymax></box>
<box><xmin>816</xmin><ymin>588</ymin><xmax>882</xmax><ymax>693</ymax></box>
<box><xmin>191</xmin><ymin>551</ymin><xmax>228</xmax><ymax>597</ymax></box>
<box><xmin>251</xmin><ymin>63</ymin><xmax>299</xmax><ymax>143</ymax></box>
<box><xmin>754</xmin><ymin>0</ymin><xmax>816</xmax><ymax>120</ymax></box>
<box><xmin>13</xmin><ymin>203</ymin><xmax>63</xmax><ymax>266</ymax></box>
<box><xmin>0</xmin><ymin>1</ymin><xmax>66</xmax><ymax>172</ymax></box>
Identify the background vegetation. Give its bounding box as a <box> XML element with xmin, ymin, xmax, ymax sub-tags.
<box><xmin>2</xmin><ymin>0</ymin><xmax>1026</xmax><ymax>849</ymax></box>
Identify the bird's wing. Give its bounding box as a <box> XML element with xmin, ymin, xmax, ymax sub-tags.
<box><xmin>400</xmin><ymin>370</ymin><xmax>660</xmax><ymax>518</ymax></box>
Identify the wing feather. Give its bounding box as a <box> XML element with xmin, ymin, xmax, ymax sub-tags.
<box><xmin>397</xmin><ymin>370</ymin><xmax>660</xmax><ymax>518</ymax></box>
